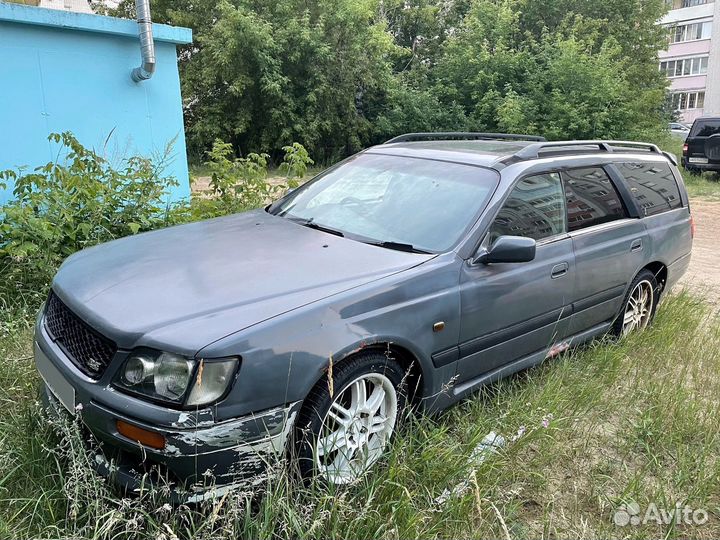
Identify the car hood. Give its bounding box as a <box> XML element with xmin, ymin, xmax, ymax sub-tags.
<box><xmin>52</xmin><ymin>210</ymin><xmax>433</xmax><ymax>354</ymax></box>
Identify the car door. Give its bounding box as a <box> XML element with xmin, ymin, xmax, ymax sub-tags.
<box><xmin>563</xmin><ymin>166</ymin><xmax>647</xmax><ymax>335</ymax></box>
<box><xmin>456</xmin><ymin>172</ymin><xmax>575</xmax><ymax>385</ymax></box>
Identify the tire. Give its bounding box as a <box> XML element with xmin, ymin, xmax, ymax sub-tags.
<box><xmin>294</xmin><ymin>351</ymin><xmax>407</xmax><ymax>484</ymax></box>
<box><xmin>610</xmin><ymin>269</ymin><xmax>659</xmax><ymax>337</ymax></box>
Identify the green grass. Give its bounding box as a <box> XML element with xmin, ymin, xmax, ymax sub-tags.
<box><xmin>2</xmin><ymin>292</ymin><xmax>720</xmax><ymax>539</ymax></box>
<box><xmin>682</xmin><ymin>172</ymin><xmax>720</xmax><ymax>201</ymax></box>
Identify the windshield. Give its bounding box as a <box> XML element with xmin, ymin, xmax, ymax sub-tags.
<box><xmin>269</xmin><ymin>153</ymin><xmax>498</xmax><ymax>252</ymax></box>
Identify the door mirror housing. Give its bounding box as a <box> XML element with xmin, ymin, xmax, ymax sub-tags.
<box><xmin>473</xmin><ymin>235</ymin><xmax>537</xmax><ymax>265</ymax></box>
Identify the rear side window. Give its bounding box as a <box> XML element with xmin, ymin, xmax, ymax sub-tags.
<box><xmin>562</xmin><ymin>167</ymin><xmax>628</xmax><ymax>232</ymax></box>
<box><xmin>489</xmin><ymin>173</ymin><xmax>566</xmax><ymax>242</ymax></box>
<box><xmin>615</xmin><ymin>162</ymin><xmax>682</xmax><ymax>216</ymax></box>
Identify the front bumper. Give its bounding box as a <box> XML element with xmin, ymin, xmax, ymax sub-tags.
<box><xmin>34</xmin><ymin>318</ymin><xmax>300</xmax><ymax>503</ymax></box>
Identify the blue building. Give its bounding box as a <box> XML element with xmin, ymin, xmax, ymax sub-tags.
<box><xmin>0</xmin><ymin>2</ymin><xmax>192</xmax><ymax>204</ymax></box>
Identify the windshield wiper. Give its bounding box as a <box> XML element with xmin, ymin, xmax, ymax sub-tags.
<box><xmin>285</xmin><ymin>217</ymin><xmax>430</xmax><ymax>253</ymax></box>
<box><xmin>363</xmin><ymin>240</ymin><xmax>432</xmax><ymax>254</ymax></box>
<box><xmin>288</xmin><ymin>217</ymin><xmax>345</xmax><ymax>237</ymax></box>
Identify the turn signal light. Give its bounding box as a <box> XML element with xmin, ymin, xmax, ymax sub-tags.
<box><xmin>116</xmin><ymin>420</ymin><xmax>166</xmax><ymax>449</ymax></box>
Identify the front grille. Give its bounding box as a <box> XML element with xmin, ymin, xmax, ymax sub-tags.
<box><xmin>44</xmin><ymin>290</ymin><xmax>117</xmax><ymax>379</ymax></box>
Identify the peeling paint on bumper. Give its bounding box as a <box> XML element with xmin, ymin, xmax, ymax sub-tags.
<box><xmin>41</xmin><ymin>383</ymin><xmax>300</xmax><ymax>502</ymax></box>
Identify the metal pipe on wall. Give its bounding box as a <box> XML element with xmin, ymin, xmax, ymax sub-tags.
<box><xmin>131</xmin><ymin>0</ymin><xmax>155</xmax><ymax>82</ymax></box>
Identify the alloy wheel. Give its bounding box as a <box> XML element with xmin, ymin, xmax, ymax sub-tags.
<box><xmin>315</xmin><ymin>373</ymin><xmax>397</xmax><ymax>484</ymax></box>
<box><xmin>622</xmin><ymin>280</ymin><xmax>654</xmax><ymax>336</ymax></box>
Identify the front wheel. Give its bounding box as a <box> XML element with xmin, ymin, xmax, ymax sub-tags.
<box><xmin>294</xmin><ymin>352</ymin><xmax>406</xmax><ymax>484</ymax></box>
<box><xmin>611</xmin><ymin>269</ymin><xmax>659</xmax><ymax>337</ymax></box>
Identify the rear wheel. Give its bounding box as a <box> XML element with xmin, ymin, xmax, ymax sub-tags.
<box><xmin>611</xmin><ymin>269</ymin><xmax>659</xmax><ymax>337</ymax></box>
<box><xmin>294</xmin><ymin>352</ymin><xmax>406</xmax><ymax>484</ymax></box>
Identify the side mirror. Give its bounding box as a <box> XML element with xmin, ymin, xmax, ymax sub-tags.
<box><xmin>473</xmin><ymin>235</ymin><xmax>537</xmax><ymax>265</ymax></box>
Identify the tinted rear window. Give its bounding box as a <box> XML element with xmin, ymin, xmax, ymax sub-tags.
<box><xmin>562</xmin><ymin>167</ymin><xmax>628</xmax><ymax>231</ymax></box>
<box><xmin>690</xmin><ymin>119</ymin><xmax>720</xmax><ymax>137</ymax></box>
<box><xmin>616</xmin><ymin>162</ymin><xmax>682</xmax><ymax>216</ymax></box>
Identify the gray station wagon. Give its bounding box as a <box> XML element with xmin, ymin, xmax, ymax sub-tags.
<box><xmin>34</xmin><ymin>133</ymin><xmax>693</xmax><ymax>501</ymax></box>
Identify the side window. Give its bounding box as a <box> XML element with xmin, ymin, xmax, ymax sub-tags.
<box><xmin>562</xmin><ymin>167</ymin><xmax>628</xmax><ymax>232</ymax></box>
<box><xmin>615</xmin><ymin>162</ymin><xmax>683</xmax><ymax>216</ymax></box>
<box><xmin>489</xmin><ymin>173</ymin><xmax>566</xmax><ymax>243</ymax></box>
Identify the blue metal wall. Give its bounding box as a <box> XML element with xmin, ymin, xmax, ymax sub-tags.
<box><xmin>0</xmin><ymin>3</ymin><xmax>192</xmax><ymax>204</ymax></box>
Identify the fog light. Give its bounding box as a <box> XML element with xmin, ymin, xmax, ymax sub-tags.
<box><xmin>116</xmin><ymin>420</ymin><xmax>166</xmax><ymax>450</ymax></box>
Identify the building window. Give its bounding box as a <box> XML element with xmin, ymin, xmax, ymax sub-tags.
<box><xmin>659</xmin><ymin>56</ymin><xmax>709</xmax><ymax>77</ymax></box>
<box><xmin>671</xmin><ymin>90</ymin><xmax>705</xmax><ymax>110</ymax></box>
<box><xmin>667</xmin><ymin>0</ymin><xmax>710</xmax><ymax>7</ymax></box>
<box><xmin>668</xmin><ymin>21</ymin><xmax>712</xmax><ymax>43</ymax></box>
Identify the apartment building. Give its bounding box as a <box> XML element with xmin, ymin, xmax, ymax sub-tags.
<box><xmin>659</xmin><ymin>0</ymin><xmax>720</xmax><ymax>123</ymax></box>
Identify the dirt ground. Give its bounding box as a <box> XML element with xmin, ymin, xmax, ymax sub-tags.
<box><xmin>679</xmin><ymin>199</ymin><xmax>720</xmax><ymax>300</ymax></box>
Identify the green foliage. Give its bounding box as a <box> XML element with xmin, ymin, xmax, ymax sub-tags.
<box><xmin>188</xmin><ymin>139</ymin><xmax>276</xmax><ymax>218</ymax></box>
<box><xmin>434</xmin><ymin>0</ymin><xmax>669</xmax><ymax>140</ymax></box>
<box><xmin>207</xmin><ymin>140</ymin><xmax>270</xmax><ymax>199</ymax></box>
<box><xmin>0</xmin><ymin>132</ymin><xmax>178</xmax><ymax>315</ymax></box>
<box><xmin>278</xmin><ymin>142</ymin><xmax>315</xmax><ymax>186</ymax></box>
<box><xmin>153</xmin><ymin>0</ymin><xmax>398</xmax><ymax>162</ymax></box>
<box><xmin>145</xmin><ymin>0</ymin><xmax>670</xmax><ymax>160</ymax></box>
<box><xmin>187</xmin><ymin>139</ymin><xmax>313</xmax><ymax>219</ymax></box>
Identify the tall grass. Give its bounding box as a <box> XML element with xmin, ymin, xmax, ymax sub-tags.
<box><xmin>1</xmin><ymin>292</ymin><xmax>719</xmax><ymax>539</ymax></box>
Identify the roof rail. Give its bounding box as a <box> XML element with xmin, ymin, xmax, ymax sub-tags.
<box><xmin>510</xmin><ymin>140</ymin><xmax>663</xmax><ymax>161</ymax></box>
<box><xmin>384</xmin><ymin>132</ymin><xmax>547</xmax><ymax>144</ymax></box>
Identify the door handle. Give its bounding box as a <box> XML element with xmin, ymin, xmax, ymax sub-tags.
<box><xmin>631</xmin><ymin>239</ymin><xmax>643</xmax><ymax>253</ymax></box>
<box><xmin>551</xmin><ymin>262</ymin><xmax>569</xmax><ymax>279</ymax></box>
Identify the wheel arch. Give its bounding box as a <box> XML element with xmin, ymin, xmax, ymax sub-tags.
<box><xmin>355</xmin><ymin>342</ymin><xmax>425</xmax><ymax>405</ymax></box>
<box><xmin>302</xmin><ymin>338</ymin><xmax>429</xmax><ymax>409</ymax></box>
<box><xmin>641</xmin><ymin>260</ymin><xmax>668</xmax><ymax>294</ymax></box>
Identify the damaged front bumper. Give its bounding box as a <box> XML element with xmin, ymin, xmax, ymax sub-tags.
<box><xmin>40</xmin><ymin>383</ymin><xmax>300</xmax><ymax>503</ymax></box>
<box><xmin>35</xmin><ymin>319</ymin><xmax>300</xmax><ymax>504</ymax></box>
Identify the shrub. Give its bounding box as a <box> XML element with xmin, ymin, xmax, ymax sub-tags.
<box><xmin>278</xmin><ymin>142</ymin><xmax>315</xmax><ymax>185</ymax></box>
<box><xmin>186</xmin><ymin>139</ymin><xmax>314</xmax><ymax>220</ymax></box>
<box><xmin>0</xmin><ymin>132</ymin><xmax>178</xmax><ymax>317</ymax></box>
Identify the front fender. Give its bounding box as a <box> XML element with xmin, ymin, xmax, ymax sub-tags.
<box><xmin>198</xmin><ymin>254</ymin><xmax>462</xmax><ymax>421</ymax></box>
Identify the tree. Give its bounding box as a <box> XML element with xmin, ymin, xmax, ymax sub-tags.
<box><xmin>150</xmin><ymin>0</ymin><xmax>398</xmax><ymax>162</ymax></box>
<box><xmin>431</xmin><ymin>0</ymin><xmax>669</xmax><ymax>140</ymax></box>
<box><xmin>140</xmin><ymin>0</ymin><xmax>670</xmax><ymax>160</ymax></box>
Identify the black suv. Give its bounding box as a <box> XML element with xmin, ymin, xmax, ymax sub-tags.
<box><xmin>682</xmin><ymin>116</ymin><xmax>720</xmax><ymax>173</ymax></box>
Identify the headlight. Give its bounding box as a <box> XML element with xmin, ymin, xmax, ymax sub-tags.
<box><xmin>115</xmin><ymin>349</ymin><xmax>238</xmax><ymax>408</ymax></box>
